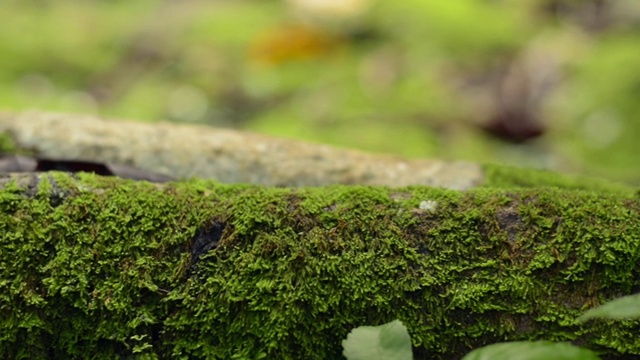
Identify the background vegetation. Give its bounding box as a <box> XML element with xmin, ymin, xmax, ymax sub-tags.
<box><xmin>1</xmin><ymin>0</ymin><xmax>639</xmax><ymax>183</ymax></box>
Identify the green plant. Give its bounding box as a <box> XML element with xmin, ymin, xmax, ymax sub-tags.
<box><xmin>342</xmin><ymin>319</ymin><xmax>413</xmax><ymax>360</ymax></box>
<box><xmin>462</xmin><ymin>341</ymin><xmax>599</xmax><ymax>360</ymax></box>
<box><xmin>577</xmin><ymin>293</ymin><xmax>640</xmax><ymax>323</ymax></box>
<box><xmin>342</xmin><ymin>293</ymin><xmax>640</xmax><ymax>360</ymax></box>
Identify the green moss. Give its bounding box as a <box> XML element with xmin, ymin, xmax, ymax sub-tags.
<box><xmin>0</xmin><ymin>132</ymin><xmax>16</xmax><ymax>153</ymax></box>
<box><xmin>482</xmin><ymin>163</ymin><xmax>636</xmax><ymax>196</ymax></box>
<box><xmin>0</xmin><ymin>172</ymin><xmax>639</xmax><ymax>359</ymax></box>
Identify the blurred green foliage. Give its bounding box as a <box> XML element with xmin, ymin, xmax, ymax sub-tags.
<box><xmin>0</xmin><ymin>0</ymin><xmax>639</xmax><ymax>183</ymax></box>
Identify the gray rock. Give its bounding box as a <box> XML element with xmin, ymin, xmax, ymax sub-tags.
<box><xmin>0</xmin><ymin>110</ymin><xmax>483</xmax><ymax>189</ymax></box>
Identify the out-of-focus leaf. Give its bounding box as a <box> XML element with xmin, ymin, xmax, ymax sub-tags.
<box><xmin>462</xmin><ymin>341</ymin><xmax>600</xmax><ymax>360</ymax></box>
<box><xmin>342</xmin><ymin>319</ymin><xmax>413</xmax><ymax>360</ymax></box>
<box><xmin>578</xmin><ymin>293</ymin><xmax>640</xmax><ymax>322</ymax></box>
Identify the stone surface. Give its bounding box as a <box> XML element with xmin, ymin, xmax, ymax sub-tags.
<box><xmin>0</xmin><ymin>110</ymin><xmax>483</xmax><ymax>189</ymax></box>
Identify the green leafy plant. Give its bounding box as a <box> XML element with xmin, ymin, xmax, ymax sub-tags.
<box><xmin>343</xmin><ymin>293</ymin><xmax>640</xmax><ymax>360</ymax></box>
<box><xmin>342</xmin><ymin>319</ymin><xmax>413</xmax><ymax>360</ymax></box>
<box><xmin>462</xmin><ymin>341</ymin><xmax>599</xmax><ymax>360</ymax></box>
<box><xmin>577</xmin><ymin>293</ymin><xmax>640</xmax><ymax>322</ymax></box>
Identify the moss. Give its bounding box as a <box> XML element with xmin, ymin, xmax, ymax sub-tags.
<box><xmin>0</xmin><ymin>132</ymin><xmax>16</xmax><ymax>153</ymax></box>
<box><xmin>482</xmin><ymin>163</ymin><xmax>636</xmax><ymax>196</ymax></box>
<box><xmin>0</xmin><ymin>172</ymin><xmax>639</xmax><ymax>359</ymax></box>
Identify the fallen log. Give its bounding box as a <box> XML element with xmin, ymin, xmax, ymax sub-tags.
<box><xmin>0</xmin><ymin>172</ymin><xmax>638</xmax><ymax>359</ymax></box>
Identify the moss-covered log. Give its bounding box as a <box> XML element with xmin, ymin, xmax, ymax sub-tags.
<box><xmin>1</xmin><ymin>172</ymin><xmax>639</xmax><ymax>359</ymax></box>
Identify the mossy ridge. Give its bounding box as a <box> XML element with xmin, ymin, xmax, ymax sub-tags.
<box><xmin>482</xmin><ymin>163</ymin><xmax>636</xmax><ymax>196</ymax></box>
<box><xmin>0</xmin><ymin>172</ymin><xmax>639</xmax><ymax>359</ymax></box>
<box><xmin>0</xmin><ymin>131</ymin><xmax>20</xmax><ymax>155</ymax></box>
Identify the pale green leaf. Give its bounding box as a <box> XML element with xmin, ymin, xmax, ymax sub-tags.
<box><xmin>342</xmin><ymin>319</ymin><xmax>413</xmax><ymax>360</ymax></box>
<box><xmin>578</xmin><ymin>293</ymin><xmax>640</xmax><ymax>322</ymax></box>
<box><xmin>462</xmin><ymin>341</ymin><xmax>600</xmax><ymax>360</ymax></box>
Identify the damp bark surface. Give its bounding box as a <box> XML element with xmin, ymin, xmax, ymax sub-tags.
<box><xmin>0</xmin><ymin>172</ymin><xmax>639</xmax><ymax>359</ymax></box>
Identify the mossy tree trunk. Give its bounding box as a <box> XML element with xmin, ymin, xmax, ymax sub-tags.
<box><xmin>0</xmin><ymin>172</ymin><xmax>639</xmax><ymax>359</ymax></box>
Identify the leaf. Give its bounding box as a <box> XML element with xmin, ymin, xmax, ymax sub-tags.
<box><xmin>462</xmin><ymin>341</ymin><xmax>600</xmax><ymax>360</ymax></box>
<box><xmin>577</xmin><ymin>293</ymin><xmax>640</xmax><ymax>322</ymax></box>
<box><xmin>342</xmin><ymin>319</ymin><xmax>413</xmax><ymax>360</ymax></box>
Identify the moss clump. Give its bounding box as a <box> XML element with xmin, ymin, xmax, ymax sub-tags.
<box><xmin>482</xmin><ymin>163</ymin><xmax>636</xmax><ymax>195</ymax></box>
<box><xmin>0</xmin><ymin>132</ymin><xmax>16</xmax><ymax>153</ymax></box>
<box><xmin>0</xmin><ymin>172</ymin><xmax>639</xmax><ymax>359</ymax></box>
